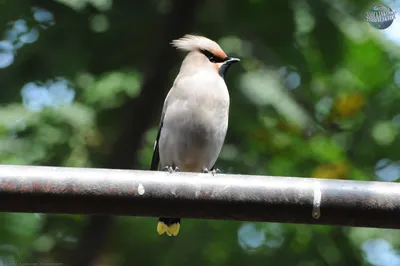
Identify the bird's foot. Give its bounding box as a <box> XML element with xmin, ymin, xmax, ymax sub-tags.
<box><xmin>212</xmin><ymin>168</ymin><xmax>221</xmax><ymax>175</ymax></box>
<box><xmin>202</xmin><ymin>168</ymin><xmax>221</xmax><ymax>176</ymax></box>
<box><xmin>163</xmin><ymin>166</ymin><xmax>180</xmax><ymax>173</ymax></box>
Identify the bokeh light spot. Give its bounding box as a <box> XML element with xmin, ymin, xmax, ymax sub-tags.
<box><xmin>238</xmin><ymin>223</ymin><xmax>266</xmax><ymax>251</ymax></box>
<box><xmin>90</xmin><ymin>14</ymin><xmax>110</xmax><ymax>33</ymax></box>
<box><xmin>371</xmin><ymin>121</ymin><xmax>398</xmax><ymax>146</ymax></box>
<box><xmin>362</xmin><ymin>238</ymin><xmax>400</xmax><ymax>266</ymax></box>
<box><xmin>21</xmin><ymin>78</ymin><xmax>76</xmax><ymax>112</ymax></box>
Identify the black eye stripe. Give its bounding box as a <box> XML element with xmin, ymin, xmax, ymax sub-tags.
<box><xmin>200</xmin><ymin>49</ymin><xmax>225</xmax><ymax>63</ymax></box>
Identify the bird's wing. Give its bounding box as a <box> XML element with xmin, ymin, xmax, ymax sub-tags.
<box><xmin>150</xmin><ymin>117</ymin><xmax>163</xmax><ymax>170</ymax></box>
<box><xmin>150</xmin><ymin>90</ymin><xmax>171</xmax><ymax>171</ymax></box>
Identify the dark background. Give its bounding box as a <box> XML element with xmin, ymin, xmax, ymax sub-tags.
<box><xmin>0</xmin><ymin>0</ymin><xmax>399</xmax><ymax>265</ymax></box>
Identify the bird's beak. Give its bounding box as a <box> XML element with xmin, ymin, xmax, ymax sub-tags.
<box><xmin>218</xmin><ymin>57</ymin><xmax>240</xmax><ymax>78</ymax></box>
<box><xmin>224</xmin><ymin>57</ymin><xmax>240</xmax><ymax>64</ymax></box>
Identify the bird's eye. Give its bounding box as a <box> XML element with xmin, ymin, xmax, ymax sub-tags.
<box><xmin>200</xmin><ymin>50</ymin><xmax>224</xmax><ymax>63</ymax></box>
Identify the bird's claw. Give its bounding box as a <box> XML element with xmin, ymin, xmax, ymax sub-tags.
<box><xmin>202</xmin><ymin>168</ymin><xmax>221</xmax><ymax>176</ymax></box>
<box><xmin>213</xmin><ymin>168</ymin><xmax>221</xmax><ymax>175</ymax></box>
<box><xmin>163</xmin><ymin>166</ymin><xmax>180</xmax><ymax>173</ymax></box>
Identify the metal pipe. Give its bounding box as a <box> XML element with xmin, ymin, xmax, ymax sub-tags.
<box><xmin>0</xmin><ymin>164</ymin><xmax>399</xmax><ymax>229</ymax></box>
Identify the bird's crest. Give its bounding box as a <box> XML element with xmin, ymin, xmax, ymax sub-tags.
<box><xmin>171</xmin><ymin>34</ymin><xmax>227</xmax><ymax>59</ymax></box>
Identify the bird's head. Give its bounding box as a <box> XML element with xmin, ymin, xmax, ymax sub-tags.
<box><xmin>171</xmin><ymin>34</ymin><xmax>240</xmax><ymax>78</ymax></box>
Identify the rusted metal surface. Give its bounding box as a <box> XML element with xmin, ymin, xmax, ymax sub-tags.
<box><xmin>0</xmin><ymin>164</ymin><xmax>399</xmax><ymax>229</ymax></box>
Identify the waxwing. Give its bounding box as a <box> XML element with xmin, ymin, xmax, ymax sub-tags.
<box><xmin>150</xmin><ymin>34</ymin><xmax>240</xmax><ymax>236</ymax></box>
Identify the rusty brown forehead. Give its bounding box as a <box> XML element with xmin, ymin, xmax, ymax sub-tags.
<box><xmin>210</xmin><ymin>48</ymin><xmax>227</xmax><ymax>59</ymax></box>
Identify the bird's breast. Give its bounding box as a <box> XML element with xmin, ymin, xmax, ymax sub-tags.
<box><xmin>167</xmin><ymin>99</ymin><xmax>228</xmax><ymax>139</ymax></box>
<box><xmin>162</xmin><ymin>96</ymin><xmax>229</xmax><ymax>156</ymax></box>
<box><xmin>161</xmin><ymin>102</ymin><xmax>228</xmax><ymax>172</ymax></box>
<box><xmin>159</xmin><ymin>72</ymin><xmax>230</xmax><ymax>171</ymax></box>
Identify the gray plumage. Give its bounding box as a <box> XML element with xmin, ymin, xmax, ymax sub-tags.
<box><xmin>159</xmin><ymin>54</ymin><xmax>230</xmax><ymax>172</ymax></box>
<box><xmin>151</xmin><ymin>34</ymin><xmax>240</xmax><ymax>236</ymax></box>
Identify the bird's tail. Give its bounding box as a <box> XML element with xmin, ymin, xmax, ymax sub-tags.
<box><xmin>157</xmin><ymin>217</ymin><xmax>181</xmax><ymax>236</ymax></box>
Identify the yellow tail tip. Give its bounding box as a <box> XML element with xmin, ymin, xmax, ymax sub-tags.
<box><xmin>157</xmin><ymin>221</ymin><xmax>168</xmax><ymax>235</ymax></box>
<box><xmin>157</xmin><ymin>222</ymin><xmax>180</xmax><ymax>236</ymax></box>
<box><xmin>167</xmin><ymin>222</ymin><xmax>180</xmax><ymax>236</ymax></box>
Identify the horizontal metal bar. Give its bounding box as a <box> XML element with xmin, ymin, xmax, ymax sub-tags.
<box><xmin>0</xmin><ymin>164</ymin><xmax>399</xmax><ymax>229</ymax></box>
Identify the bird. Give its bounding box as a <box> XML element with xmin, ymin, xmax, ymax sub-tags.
<box><xmin>150</xmin><ymin>34</ymin><xmax>240</xmax><ymax>236</ymax></box>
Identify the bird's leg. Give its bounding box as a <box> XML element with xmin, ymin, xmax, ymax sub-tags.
<box><xmin>162</xmin><ymin>166</ymin><xmax>173</xmax><ymax>173</ymax></box>
<box><xmin>211</xmin><ymin>168</ymin><xmax>221</xmax><ymax>175</ymax></box>
<box><xmin>162</xmin><ymin>166</ymin><xmax>180</xmax><ymax>173</ymax></box>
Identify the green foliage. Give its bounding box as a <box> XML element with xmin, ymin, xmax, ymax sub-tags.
<box><xmin>82</xmin><ymin>70</ymin><xmax>141</xmax><ymax>108</ymax></box>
